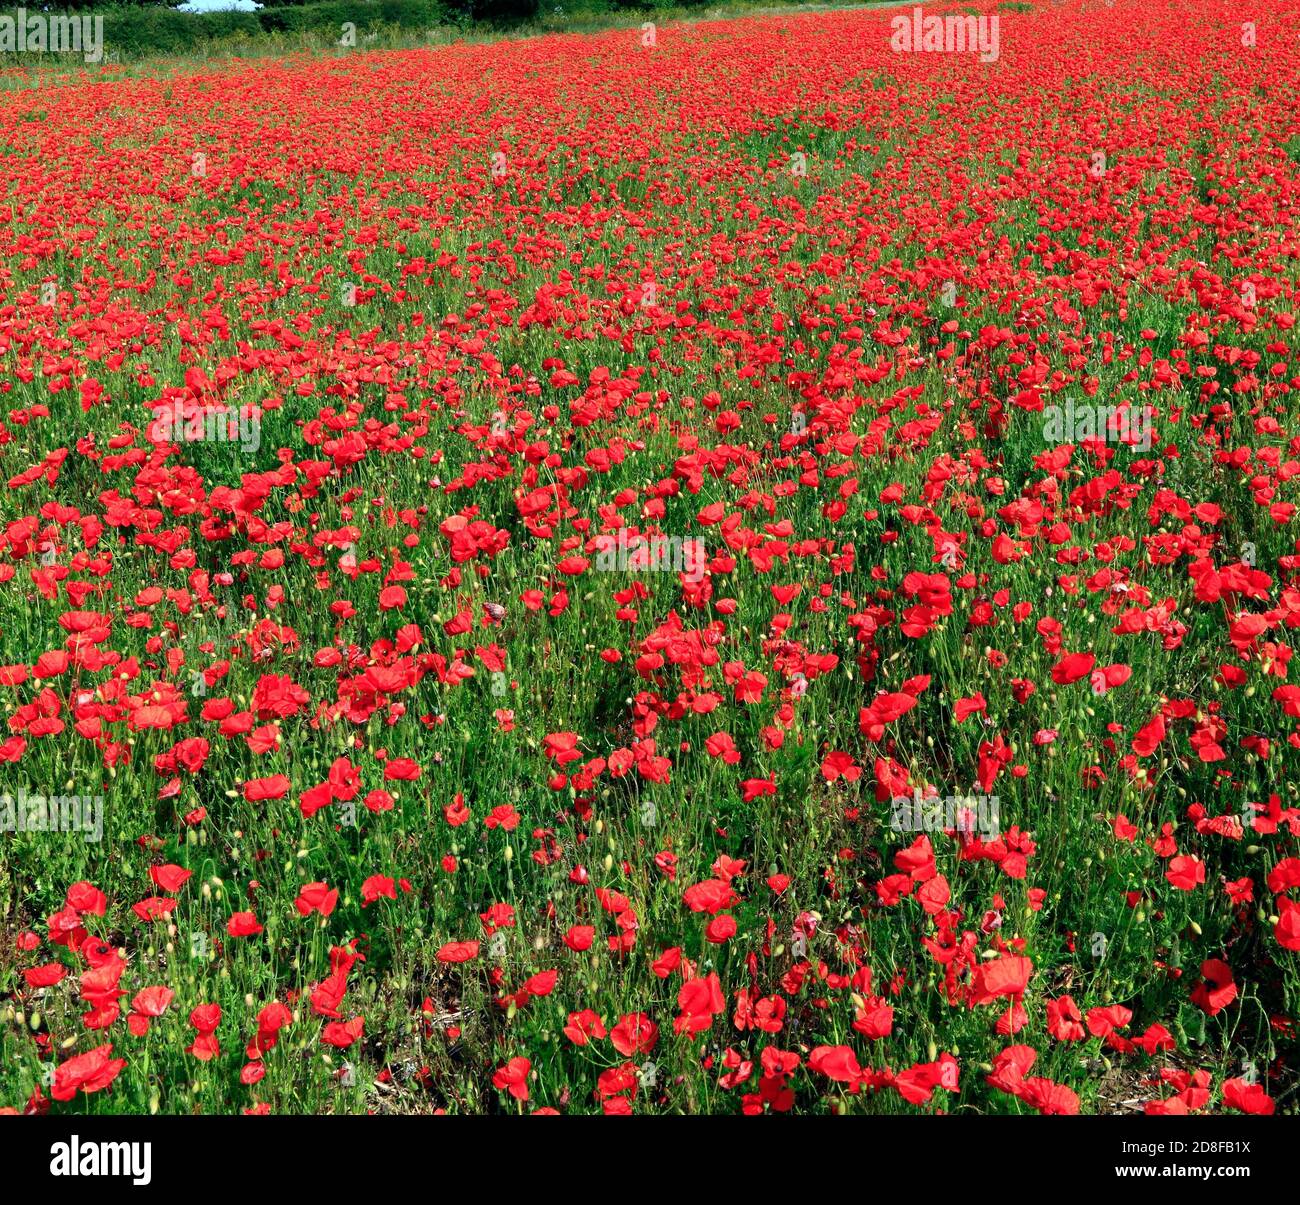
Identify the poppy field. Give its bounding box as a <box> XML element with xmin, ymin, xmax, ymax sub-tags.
<box><xmin>1</xmin><ymin>0</ymin><xmax>1299</xmax><ymax>1119</ymax></box>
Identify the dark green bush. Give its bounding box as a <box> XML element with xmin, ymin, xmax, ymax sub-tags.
<box><xmin>1</xmin><ymin>2</ymin><xmax>458</xmax><ymax>59</ymax></box>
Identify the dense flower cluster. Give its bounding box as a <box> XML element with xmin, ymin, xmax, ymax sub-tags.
<box><xmin>0</xmin><ymin>0</ymin><xmax>1297</xmax><ymax>1114</ymax></box>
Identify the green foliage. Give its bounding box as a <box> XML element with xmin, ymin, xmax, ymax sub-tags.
<box><xmin>0</xmin><ymin>0</ymin><xmax>854</xmax><ymax>65</ymax></box>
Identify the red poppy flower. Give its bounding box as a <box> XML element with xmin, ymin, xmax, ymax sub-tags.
<box><xmin>492</xmin><ymin>1057</ymin><xmax>531</xmax><ymax>1102</ymax></box>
